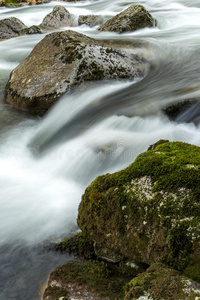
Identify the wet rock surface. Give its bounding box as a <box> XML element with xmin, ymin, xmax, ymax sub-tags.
<box><xmin>40</xmin><ymin>5</ymin><xmax>73</xmax><ymax>28</ymax></box>
<box><xmin>99</xmin><ymin>5</ymin><xmax>155</xmax><ymax>33</ymax></box>
<box><xmin>78</xmin><ymin>15</ymin><xmax>103</xmax><ymax>27</ymax></box>
<box><xmin>0</xmin><ymin>17</ymin><xmax>27</xmax><ymax>40</ymax></box>
<box><xmin>5</xmin><ymin>30</ymin><xmax>150</xmax><ymax>115</ymax></box>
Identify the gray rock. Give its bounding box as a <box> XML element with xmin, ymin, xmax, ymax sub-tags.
<box><xmin>40</xmin><ymin>5</ymin><xmax>73</xmax><ymax>28</ymax></box>
<box><xmin>99</xmin><ymin>5</ymin><xmax>155</xmax><ymax>33</ymax></box>
<box><xmin>78</xmin><ymin>15</ymin><xmax>103</xmax><ymax>27</ymax></box>
<box><xmin>0</xmin><ymin>17</ymin><xmax>27</xmax><ymax>40</ymax></box>
<box><xmin>19</xmin><ymin>25</ymin><xmax>44</xmax><ymax>35</ymax></box>
<box><xmin>5</xmin><ymin>30</ymin><xmax>150</xmax><ymax>115</ymax></box>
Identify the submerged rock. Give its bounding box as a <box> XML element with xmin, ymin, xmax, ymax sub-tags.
<box><xmin>78</xmin><ymin>140</ymin><xmax>200</xmax><ymax>280</ymax></box>
<box><xmin>5</xmin><ymin>30</ymin><xmax>150</xmax><ymax>115</ymax></box>
<box><xmin>0</xmin><ymin>17</ymin><xmax>27</xmax><ymax>40</ymax></box>
<box><xmin>125</xmin><ymin>263</ymin><xmax>200</xmax><ymax>300</ymax></box>
<box><xmin>99</xmin><ymin>5</ymin><xmax>155</xmax><ymax>33</ymax></box>
<box><xmin>78</xmin><ymin>15</ymin><xmax>103</xmax><ymax>27</ymax></box>
<box><xmin>40</xmin><ymin>5</ymin><xmax>73</xmax><ymax>28</ymax></box>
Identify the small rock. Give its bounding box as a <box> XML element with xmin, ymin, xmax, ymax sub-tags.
<box><xmin>19</xmin><ymin>25</ymin><xmax>44</xmax><ymax>35</ymax></box>
<box><xmin>40</xmin><ymin>5</ymin><xmax>73</xmax><ymax>28</ymax></box>
<box><xmin>78</xmin><ymin>15</ymin><xmax>103</xmax><ymax>27</ymax></box>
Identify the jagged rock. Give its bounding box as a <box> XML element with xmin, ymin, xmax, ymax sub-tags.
<box><xmin>99</xmin><ymin>5</ymin><xmax>155</xmax><ymax>33</ymax></box>
<box><xmin>5</xmin><ymin>30</ymin><xmax>150</xmax><ymax>115</ymax></box>
<box><xmin>124</xmin><ymin>263</ymin><xmax>200</xmax><ymax>300</ymax></box>
<box><xmin>78</xmin><ymin>15</ymin><xmax>103</xmax><ymax>27</ymax></box>
<box><xmin>78</xmin><ymin>140</ymin><xmax>200</xmax><ymax>282</ymax></box>
<box><xmin>0</xmin><ymin>17</ymin><xmax>27</xmax><ymax>40</ymax></box>
<box><xmin>40</xmin><ymin>5</ymin><xmax>73</xmax><ymax>28</ymax></box>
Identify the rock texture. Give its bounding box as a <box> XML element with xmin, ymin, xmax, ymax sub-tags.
<box><xmin>43</xmin><ymin>260</ymin><xmax>131</xmax><ymax>300</ymax></box>
<box><xmin>40</xmin><ymin>5</ymin><xmax>73</xmax><ymax>28</ymax></box>
<box><xmin>5</xmin><ymin>30</ymin><xmax>150</xmax><ymax>115</ymax></box>
<box><xmin>78</xmin><ymin>15</ymin><xmax>103</xmax><ymax>27</ymax></box>
<box><xmin>99</xmin><ymin>5</ymin><xmax>155</xmax><ymax>33</ymax></box>
<box><xmin>78</xmin><ymin>140</ymin><xmax>200</xmax><ymax>282</ymax></box>
<box><xmin>19</xmin><ymin>25</ymin><xmax>44</xmax><ymax>35</ymax></box>
<box><xmin>0</xmin><ymin>17</ymin><xmax>27</xmax><ymax>40</ymax></box>
<box><xmin>125</xmin><ymin>263</ymin><xmax>200</xmax><ymax>300</ymax></box>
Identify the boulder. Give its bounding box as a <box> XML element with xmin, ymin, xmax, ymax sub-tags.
<box><xmin>78</xmin><ymin>140</ymin><xmax>200</xmax><ymax>281</ymax></box>
<box><xmin>78</xmin><ymin>15</ymin><xmax>103</xmax><ymax>27</ymax></box>
<box><xmin>99</xmin><ymin>5</ymin><xmax>155</xmax><ymax>33</ymax></box>
<box><xmin>5</xmin><ymin>30</ymin><xmax>150</xmax><ymax>115</ymax></box>
<box><xmin>40</xmin><ymin>5</ymin><xmax>73</xmax><ymax>28</ymax></box>
<box><xmin>125</xmin><ymin>263</ymin><xmax>200</xmax><ymax>300</ymax></box>
<box><xmin>0</xmin><ymin>17</ymin><xmax>27</xmax><ymax>40</ymax></box>
<box><xmin>43</xmin><ymin>260</ymin><xmax>132</xmax><ymax>300</ymax></box>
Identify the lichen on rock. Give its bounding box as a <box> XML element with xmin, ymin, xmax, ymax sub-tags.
<box><xmin>0</xmin><ymin>17</ymin><xmax>27</xmax><ymax>40</ymax></box>
<box><xmin>78</xmin><ymin>15</ymin><xmax>103</xmax><ymax>27</ymax></box>
<box><xmin>98</xmin><ymin>5</ymin><xmax>156</xmax><ymax>33</ymax></box>
<box><xmin>124</xmin><ymin>263</ymin><xmax>200</xmax><ymax>300</ymax></box>
<box><xmin>40</xmin><ymin>5</ymin><xmax>73</xmax><ymax>28</ymax></box>
<box><xmin>77</xmin><ymin>140</ymin><xmax>200</xmax><ymax>276</ymax></box>
<box><xmin>4</xmin><ymin>30</ymin><xmax>150</xmax><ymax>115</ymax></box>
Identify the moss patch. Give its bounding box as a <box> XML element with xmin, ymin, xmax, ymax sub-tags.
<box><xmin>48</xmin><ymin>260</ymin><xmax>132</xmax><ymax>299</ymax></box>
<box><xmin>78</xmin><ymin>141</ymin><xmax>200</xmax><ymax>272</ymax></box>
<box><xmin>54</xmin><ymin>232</ymin><xmax>95</xmax><ymax>259</ymax></box>
<box><xmin>124</xmin><ymin>263</ymin><xmax>200</xmax><ymax>300</ymax></box>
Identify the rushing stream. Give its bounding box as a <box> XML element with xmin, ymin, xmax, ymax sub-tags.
<box><xmin>1</xmin><ymin>0</ymin><xmax>200</xmax><ymax>299</ymax></box>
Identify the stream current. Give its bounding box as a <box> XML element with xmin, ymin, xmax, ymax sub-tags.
<box><xmin>1</xmin><ymin>0</ymin><xmax>200</xmax><ymax>298</ymax></box>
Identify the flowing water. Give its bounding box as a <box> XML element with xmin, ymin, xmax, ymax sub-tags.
<box><xmin>1</xmin><ymin>0</ymin><xmax>200</xmax><ymax>298</ymax></box>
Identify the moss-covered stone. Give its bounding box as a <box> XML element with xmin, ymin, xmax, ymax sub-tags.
<box><xmin>124</xmin><ymin>263</ymin><xmax>200</xmax><ymax>300</ymax></box>
<box><xmin>43</xmin><ymin>260</ymin><xmax>133</xmax><ymax>300</ymax></box>
<box><xmin>77</xmin><ymin>141</ymin><xmax>200</xmax><ymax>274</ymax></box>
<box><xmin>99</xmin><ymin>5</ymin><xmax>155</xmax><ymax>33</ymax></box>
<box><xmin>54</xmin><ymin>232</ymin><xmax>95</xmax><ymax>259</ymax></box>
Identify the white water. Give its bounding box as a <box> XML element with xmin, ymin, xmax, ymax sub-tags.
<box><xmin>1</xmin><ymin>0</ymin><xmax>200</xmax><ymax>298</ymax></box>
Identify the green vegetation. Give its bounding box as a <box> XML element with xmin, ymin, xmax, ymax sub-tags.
<box><xmin>124</xmin><ymin>263</ymin><xmax>200</xmax><ymax>300</ymax></box>
<box><xmin>54</xmin><ymin>232</ymin><xmax>95</xmax><ymax>259</ymax></box>
<box><xmin>78</xmin><ymin>141</ymin><xmax>200</xmax><ymax>273</ymax></box>
<box><xmin>48</xmin><ymin>260</ymin><xmax>132</xmax><ymax>300</ymax></box>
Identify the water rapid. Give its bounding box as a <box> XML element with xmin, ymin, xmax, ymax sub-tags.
<box><xmin>1</xmin><ymin>0</ymin><xmax>200</xmax><ymax>298</ymax></box>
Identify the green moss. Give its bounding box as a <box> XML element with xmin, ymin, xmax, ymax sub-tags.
<box><xmin>43</xmin><ymin>286</ymin><xmax>68</xmax><ymax>300</ymax></box>
<box><xmin>78</xmin><ymin>141</ymin><xmax>200</xmax><ymax>272</ymax></box>
<box><xmin>49</xmin><ymin>260</ymin><xmax>132</xmax><ymax>300</ymax></box>
<box><xmin>3</xmin><ymin>0</ymin><xmax>19</xmax><ymax>6</ymax></box>
<box><xmin>124</xmin><ymin>263</ymin><xmax>200</xmax><ymax>300</ymax></box>
<box><xmin>54</xmin><ymin>232</ymin><xmax>95</xmax><ymax>259</ymax></box>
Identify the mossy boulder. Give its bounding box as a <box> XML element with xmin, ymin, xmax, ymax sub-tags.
<box><xmin>0</xmin><ymin>17</ymin><xmax>27</xmax><ymax>40</ymax></box>
<box><xmin>43</xmin><ymin>260</ymin><xmax>132</xmax><ymax>300</ymax></box>
<box><xmin>124</xmin><ymin>263</ymin><xmax>200</xmax><ymax>300</ymax></box>
<box><xmin>40</xmin><ymin>5</ymin><xmax>73</xmax><ymax>28</ymax></box>
<box><xmin>78</xmin><ymin>15</ymin><xmax>103</xmax><ymax>27</ymax></box>
<box><xmin>78</xmin><ymin>140</ymin><xmax>200</xmax><ymax>278</ymax></box>
<box><xmin>5</xmin><ymin>30</ymin><xmax>150</xmax><ymax>115</ymax></box>
<box><xmin>99</xmin><ymin>5</ymin><xmax>155</xmax><ymax>33</ymax></box>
